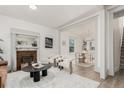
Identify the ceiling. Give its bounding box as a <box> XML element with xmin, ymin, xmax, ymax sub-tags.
<box><xmin>0</xmin><ymin>5</ymin><xmax>99</xmax><ymax>28</ymax></box>
<box><xmin>62</xmin><ymin>17</ymin><xmax>97</xmax><ymax>40</ymax></box>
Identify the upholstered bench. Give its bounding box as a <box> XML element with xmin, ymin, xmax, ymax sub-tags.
<box><xmin>58</xmin><ymin>58</ymin><xmax>74</xmax><ymax>74</ymax></box>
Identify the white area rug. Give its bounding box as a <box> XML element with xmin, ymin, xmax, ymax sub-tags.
<box><xmin>77</xmin><ymin>63</ymin><xmax>94</xmax><ymax>68</ymax></box>
<box><xmin>5</xmin><ymin>67</ymin><xmax>100</xmax><ymax>88</ymax></box>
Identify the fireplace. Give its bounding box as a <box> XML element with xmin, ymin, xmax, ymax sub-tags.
<box><xmin>16</xmin><ymin>51</ymin><xmax>37</xmax><ymax>70</ymax></box>
<box><xmin>22</xmin><ymin>56</ymin><xmax>33</xmax><ymax>63</ymax></box>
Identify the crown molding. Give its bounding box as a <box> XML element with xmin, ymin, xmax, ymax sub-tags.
<box><xmin>57</xmin><ymin>5</ymin><xmax>104</xmax><ymax>31</ymax></box>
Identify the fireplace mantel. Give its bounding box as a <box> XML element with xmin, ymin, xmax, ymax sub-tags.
<box><xmin>11</xmin><ymin>29</ymin><xmax>40</xmax><ymax>71</ymax></box>
<box><xmin>16</xmin><ymin>47</ymin><xmax>38</xmax><ymax>51</ymax></box>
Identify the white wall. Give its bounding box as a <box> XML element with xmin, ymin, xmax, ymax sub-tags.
<box><xmin>60</xmin><ymin>31</ymin><xmax>82</xmax><ymax>58</ymax></box>
<box><xmin>0</xmin><ymin>15</ymin><xmax>59</xmax><ymax>70</ymax></box>
<box><xmin>97</xmin><ymin>10</ymin><xmax>106</xmax><ymax>79</ymax></box>
<box><xmin>113</xmin><ymin>17</ymin><xmax>123</xmax><ymax>72</ymax></box>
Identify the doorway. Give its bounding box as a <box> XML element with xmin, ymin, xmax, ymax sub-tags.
<box><xmin>60</xmin><ymin>16</ymin><xmax>100</xmax><ymax>81</ymax></box>
<box><xmin>106</xmin><ymin>6</ymin><xmax>124</xmax><ymax>76</ymax></box>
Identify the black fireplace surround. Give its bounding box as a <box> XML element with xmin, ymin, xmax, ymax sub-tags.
<box><xmin>22</xmin><ymin>56</ymin><xmax>33</xmax><ymax>63</ymax></box>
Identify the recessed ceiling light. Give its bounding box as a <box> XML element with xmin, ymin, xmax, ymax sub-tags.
<box><xmin>29</xmin><ymin>5</ymin><xmax>37</xmax><ymax>10</ymax></box>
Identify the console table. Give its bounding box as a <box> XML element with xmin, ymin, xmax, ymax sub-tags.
<box><xmin>0</xmin><ymin>61</ymin><xmax>8</xmax><ymax>88</ymax></box>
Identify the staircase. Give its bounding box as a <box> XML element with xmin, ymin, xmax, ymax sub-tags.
<box><xmin>120</xmin><ymin>32</ymin><xmax>124</xmax><ymax>69</ymax></box>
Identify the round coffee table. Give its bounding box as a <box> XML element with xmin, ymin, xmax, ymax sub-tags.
<box><xmin>22</xmin><ymin>63</ymin><xmax>52</xmax><ymax>82</ymax></box>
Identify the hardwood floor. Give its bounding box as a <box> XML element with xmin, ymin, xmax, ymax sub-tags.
<box><xmin>72</xmin><ymin>64</ymin><xmax>124</xmax><ymax>88</ymax></box>
<box><xmin>99</xmin><ymin>70</ymin><xmax>124</xmax><ymax>88</ymax></box>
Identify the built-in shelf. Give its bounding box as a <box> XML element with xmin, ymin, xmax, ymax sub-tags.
<box><xmin>16</xmin><ymin>34</ymin><xmax>38</xmax><ymax>51</ymax></box>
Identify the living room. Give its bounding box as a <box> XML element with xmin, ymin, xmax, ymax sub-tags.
<box><xmin>0</xmin><ymin>5</ymin><xmax>101</xmax><ymax>88</ymax></box>
<box><xmin>0</xmin><ymin>4</ymin><xmax>124</xmax><ymax>89</ymax></box>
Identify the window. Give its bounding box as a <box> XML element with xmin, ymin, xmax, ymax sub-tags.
<box><xmin>69</xmin><ymin>38</ymin><xmax>75</xmax><ymax>53</ymax></box>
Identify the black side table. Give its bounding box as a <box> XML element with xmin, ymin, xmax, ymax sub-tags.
<box><xmin>33</xmin><ymin>71</ymin><xmax>40</xmax><ymax>82</ymax></box>
<box><xmin>30</xmin><ymin>72</ymin><xmax>34</xmax><ymax>77</ymax></box>
<box><xmin>42</xmin><ymin>70</ymin><xmax>47</xmax><ymax>76</ymax></box>
<box><xmin>22</xmin><ymin>63</ymin><xmax>52</xmax><ymax>82</ymax></box>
